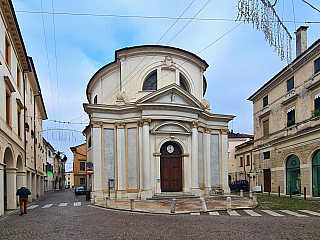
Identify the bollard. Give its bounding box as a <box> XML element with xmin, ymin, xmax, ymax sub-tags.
<box><xmin>253</xmin><ymin>192</ymin><xmax>257</xmax><ymax>203</ymax></box>
<box><xmin>226</xmin><ymin>197</ymin><xmax>232</xmax><ymax>212</ymax></box>
<box><xmin>249</xmin><ymin>190</ymin><xmax>253</xmax><ymax>198</ymax></box>
<box><xmin>130</xmin><ymin>199</ymin><xmax>135</xmax><ymax>210</ymax></box>
<box><xmin>290</xmin><ymin>187</ymin><xmax>292</xmax><ymax>198</ymax></box>
<box><xmin>268</xmin><ymin>191</ymin><xmax>270</xmax><ymax>196</ymax></box>
<box><xmin>106</xmin><ymin>197</ymin><xmax>110</xmax><ymax>207</ymax></box>
<box><xmin>171</xmin><ymin>198</ymin><xmax>177</xmax><ymax>213</ymax></box>
<box><xmin>240</xmin><ymin>189</ymin><xmax>243</xmax><ymax>197</ymax></box>
<box><xmin>200</xmin><ymin>197</ymin><xmax>207</xmax><ymax>212</ymax></box>
<box><xmin>249</xmin><ymin>196</ymin><xmax>253</xmax><ymax>208</ymax></box>
<box><xmin>93</xmin><ymin>195</ymin><xmax>97</xmax><ymax>204</ymax></box>
<box><xmin>278</xmin><ymin>186</ymin><xmax>280</xmax><ymax>197</ymax></box>
<box><xmin>304</xmin><ymin>187</ymin><xmax>306</xmax><ymax>200</ymax></box>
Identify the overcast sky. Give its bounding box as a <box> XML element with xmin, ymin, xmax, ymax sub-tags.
<box><xmin>12</xmin><ymin>0</ymin><xmax>320</xmax><ymax>171</ymax></box>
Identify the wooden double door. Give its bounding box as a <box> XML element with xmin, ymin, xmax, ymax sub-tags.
<box><xmin>160</xmin><ymin>142</ymin><xmax>182</xmax><ymax>192</ymax></box>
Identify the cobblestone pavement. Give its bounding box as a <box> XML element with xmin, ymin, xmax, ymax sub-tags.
<box><xmin>1</xmin><ymin>189</ymin><xmax>320</xmax><ymax>239</ymax></box>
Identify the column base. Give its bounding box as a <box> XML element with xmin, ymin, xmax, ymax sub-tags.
<box><xmin>204</xmin><ymin>187</ymin><xmax>211</xmax><ymax>196</ymax></box>
<box><xmin>191</xmin><ymin>188</ymin><xmax>202</xmax><ymax>197</ymax></box>
<box><xmin>222</xmin><ymin>185</ymin><xmax>230</xmax><ymax>194</ymax></box>
<box><xmin>155</xmin><ymin>189</ymin><xmax>161</xmax><ymax>194</ymax></box>
<box><xmin>140</xmin><ymin>189</ymin><xmax>153</xmax><ymax>200</ymax></box>
<box><xmin>116</xmin><ymin>190</ymin><xmax>128</xmax><ymax>199</ymax></box>
<box><xmin>91</xmin><ymin>190</ymin><xmax>104</xmax><ymax>201</ymax></box>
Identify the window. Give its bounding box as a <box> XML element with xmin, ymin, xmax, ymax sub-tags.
<box><xmin>314</xmin><ymin>92</ymin><xmax>320</xmax><ymax>117</ymax></box>
<box><xmin>240</xmin><ymin>157</ymin><xmax>243</xmax><ymax>167</ymax></box>
<box><xmin>315</xmin><ymin>57</ymin><xmax>320</xmax><ymax>74</ymax></box>
<box><xmin>6</xmin><ymin>91</ymin><xmax>11</xmax><ymax>125</ymax></box>
<box><xmin>17</xmin><ymin>67</ymin><xmax>21</xmax><ymax>91</ymax></box>
<box><xmin>5</xmin><ymin>37</ymin><xmax>11</xmax><ymax>70</ymax></box>
<box><xmin>94</xmin><ymin>95</ymin><xmax>97</xmax><ymax>104</ymax></box>
<box><xmin>287</xmin><ymin>106</ymin><xmax>295</xmax><ymax>126</ymax></box>
<box><xmin>179</xmin><ymin>75</ymin><xmax>189</xmax><ymax>92</ymax></box>
<box><xmin>17</xmin><ymin>110</ymin><xmax>21</xmax><ymax>137</ymax></box>
<box><xmin>263</xmin><ymin>119</ymin><xmax>269</xmax><ymax>136</ymax></box>
<box><xmin>80</xmin><ymin>162</ymin><xmax>85</xmax><ymax>171</ymax></box>
<box><xmin>287</xmin><ymin>77</ymin><xmax>294</xmax><ymax>92</ymax></box>
<box><xmin>30</xmin><ymin>88</ymin><xmax>33</xmax><ymax>104</ymax></box>
<box><xmin>263</xmin><ymin>151</ymin><xmax>270</xmax><ymax>159</ymax></box>
<box><xmin>88</xmin><ymin>136</ymin><xmax>92</xmax><ymax>148</ymax></box>
<box><xmin>263</xmin><ymin>95</ymin><xmax>268</xmax><ymax>108</ymax></box>
<box><xmin>80</xmin><ymin>178</ymin><xmax>85</xmax><ymax>185</ymax></box>
<box><xmin>68</xmin><ymin>177</ymin><xmax>70</xmax><ymax>180</ymax></box>
<box><xmin>142</xmin><ymin>71</ymin><xmax>157</xmax><ymax>90</ymax></box>
<box><xmin>246</xmin><ymin>155</ymin><xmax>250</xmax><ymax>166</ymax></box>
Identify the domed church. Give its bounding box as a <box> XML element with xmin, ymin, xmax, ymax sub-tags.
<box><xmin>83</xmin><ymin>45</ymin><xmax>234</xmax><ymax>200</ymax></box>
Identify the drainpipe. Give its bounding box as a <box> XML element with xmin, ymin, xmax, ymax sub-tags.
<box><xmin>34</xmin><ymin>92</ymin><xmax>41</xmax><ymax>174</ymax></box>
<box><xmin>243</xmin><ymin>153</ymin><xmax>246</xmax><ymax>181</ymax></box>
<box><xmin>23</xmin><ymin>70</ymin><xmax>27</xmax><ymax>167</ymax></box>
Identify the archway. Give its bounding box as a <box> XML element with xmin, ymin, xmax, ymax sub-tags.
<box><xmin>312</xmin><ymin>150</ymin><xmax>320</xmax><ymax>197</ymax></box>
<box><xmin>4</xmin><ymin>147</ymin><xmax>15</xmax><ymax>210</ymax></box>
<box><xmin>160</xmin><ymin>142</ymin><xmax>182</xmax><ymax>192</ymax></box>
<box><xmin>286</xmin><ymin>155</ymin><xmax>301</xmax><ymax>195</ymax></box>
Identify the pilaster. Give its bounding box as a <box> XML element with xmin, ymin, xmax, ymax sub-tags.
<box><xmin>115</xmin><ymin>122</ymin><xmax>127</xmax><ymax>199</ymax></box>
<box><xmin>204</xmin><ymin>128</ymin><xmax>211</xmax><ymax>194</ymax></box>
<box><xmin>221</xmin><ymin>129</ymin><xmax>230</xmax><ymax>194</ymax></box>
<box><xmin>191</xmin><ymin>121</ymin><xmax>201</xmax><ymax>196</ymax></box>
<box><xmin>141</xmin><ymin>118</ymin><xmax>152</xmax><ymax>199</ymax></box>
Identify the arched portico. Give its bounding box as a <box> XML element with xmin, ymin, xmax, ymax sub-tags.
<box><xmin>3</xmin><ymin>147</ymin><xmax>17</xmax><ymax>210</ymax></box>
<box><xmin>16</xmin><ymin>155</ymin><xmax>25</xmax><ymax>205</ymax></box>
<box><xmin>286</xmin><ymin>154</ymin><xmax>301</xmax><ymax>195</ymax></box>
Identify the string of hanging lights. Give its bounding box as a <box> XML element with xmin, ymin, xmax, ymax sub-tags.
<box><xmin>237</xmin><ymin>0</ymin><xmax>292</xmax><ymax>63</ymax></box>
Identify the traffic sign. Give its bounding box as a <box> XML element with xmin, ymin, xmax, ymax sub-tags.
<box><xmin>87</xmin><ymin>162</ymin><xmax>93</xmax><ymax>168</ymax></box>
<box><xmin>87</xmin><ymin>168</ymin><xmax>94</xmax><ymax>175</ymax></box>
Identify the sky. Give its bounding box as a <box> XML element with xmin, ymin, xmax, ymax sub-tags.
<box><xmin>11</xmin><ymin>0</ymin><xmax>320</xmax><ymax>171</ymax></box>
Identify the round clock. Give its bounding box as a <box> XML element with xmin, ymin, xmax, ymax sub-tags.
<box><xmin>167</xmin><ymin>145</ymin><xmax>174</xmax><ymax>153</ymax></box>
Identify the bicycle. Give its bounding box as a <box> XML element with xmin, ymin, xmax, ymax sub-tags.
<box><xmin>209</xmin><ymin>187</ymin><xmax>224</xmax><ymax>196</ymax></box>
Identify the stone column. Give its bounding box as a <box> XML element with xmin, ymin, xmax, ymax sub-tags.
<box><xmin>221</xmin><ymin>129</ymin><xmax>230</xmax><ymax>194</ymax></box>
<box><xmin>115</xmin><ymin>122</ymin><xmax>127</xmax><ymax>199</ymax></box>
<box><xmin>141</xmin><ymin>119</ymin><xmax>152</xmax><ymax>200</ymax></box>
<box><xmin>32</xmin><ymin>172</ymin><xmax>36</xmax><ymax>200</ymax></box>
<box><xmin>92</xmin><ymin>123</ymin><xmax>104</xmax><ymax>199</ymax></box>
<box><xmin>138</xmin><ymin>122</ymin><xmax>143</xmax><ymax>197</ymax></box>
<box><xmin>0</xmin><ymin>163</ymin><xmax>4</xmax><ymax>215</ymax></box>
<box><xmin>204</xmin><ymin>128</ymin><xmax>211</xmax><ymax>195</ymax></box>
<box><xmin>153</xmin><ymin>153</ymin><xmax>161</xmax><ymax>194</ymax></box>
<box><xmin>6</xmin><ymin>168</ymin><xmax>17</xmax><ymax>210</ymax></box>
<box><xmin>16</xmin><ymin>171</ymin><xmax>26</xmax><ymax>205</ymax></box>
<box><xmin>191</xmin><ymin>121</ymin><xmax>201</xmax><ymax>196</ymax></box>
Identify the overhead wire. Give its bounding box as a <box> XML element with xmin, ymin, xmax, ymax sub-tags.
<box><xmin>301</xmin><ymin>0</ymin><xmax>320</xmax><ymax>13</ymax></box>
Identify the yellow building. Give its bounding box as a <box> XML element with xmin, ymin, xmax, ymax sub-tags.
<box><xmin>248</xmin><ymin>26</ymin><xmax>320</xmax><ymax>196</ymax></box>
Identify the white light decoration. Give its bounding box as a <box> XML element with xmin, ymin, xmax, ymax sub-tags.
<box><xmin>237</xmin><ymin>0</ymin><xmax>292</xmax><ymax>62</ymax></box>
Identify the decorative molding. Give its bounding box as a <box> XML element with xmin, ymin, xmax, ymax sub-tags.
<box><xmin>4</xmin><ymin>76</ymin><xmax>15</xmax><ymax>94</ymax></box>
<box><xmin>16</xmin><ymin>98</ymin><xmax>23</xmax><ymax>110</ymax></box>
<box><xmin>153</xmin><ymin>152</ymin><xmax>161</xmax><ymax>157</ymax></box>
<box><xmin>91</xmin><ymin>122</ymin><xmax>103</xmax><ymax>128</ymax></box>
<box><xmin>281</xmin><ymin>92</ymin><xmax>299</xmax><ymax>106</ymax></box>
<box><xmin>115</xmin><ymin>122</ymin><xmax>125</xmax><ymax>129</ymax></box>
<box><xmin>204</xmin><ymin>127</ymin><xmax>212</xmax><ymax>133</ymax></box>
<box><xmin>220</xmin><ymin>129</ymin><xmax>229</xmax><ymax>134</ymax></box>
<box><xmin>191</xmin><ymin>121</ymin><xmax>199</xmax><ymax>128</ymax></box>
<box><xmin>140</xmin><ymin>118</ymin><xmax>151</xmax><ymax>125</ymax></box>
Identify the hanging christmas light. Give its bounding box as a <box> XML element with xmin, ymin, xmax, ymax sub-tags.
<box><xmin>237</xmin><ymin>0</ymin><xmax>292</xmax><ymax>62</ymax></box>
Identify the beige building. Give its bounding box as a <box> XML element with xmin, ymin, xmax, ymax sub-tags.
<box><xmin>83</xmin><ymin>45</ymin><xmax>234</xmax><ymax>200</ymax></box>
<box><xmin>0</xmin><ymin>0</ymin><xmax>46</xmax><ymax>215</ymax></box>
<box><xmin>248</xmin><ymin>26</ymin><xmax>320</xmax><ymax>196</ymax></box>
<box><xmin>65</xmin><ymin>171</ymin><xmax>74</xmax><ymax>188</ymax></box>
<box><xmin>53</xmin><ymin>151</ymin><xmax>67</xmax><ymax>189</ymax></box>
<box><xmin>70</xmin><ymin>143</ymin><xmax>87</xmax><ymax>189</ymax></box>
<box><xmin>228</xmin><ymin>131</ymin><xmax>253</xmax><ymax>184</ymax></box>
<box><xmin>43</xmin><ymin>138</ymin><xmax>55</xmax><ymax>191</ymax></box>
<box><xmin>25</xmin><ymin>57</ymin><xmax>47</xmax><ymax>200</ymax></box>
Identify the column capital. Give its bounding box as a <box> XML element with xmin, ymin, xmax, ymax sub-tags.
<box><xmin>91</xmin><ymin>121</ymin><xmax>103</xmax><ymax>128</ymax></box>
<box><xmin>221</xmin><ymin>129</ymin><xmax>229</xmax><ymax>134</ymax></box>
<box><xmin>190</xmin><ymin>121</ymin><xmax>199</xmax><ymax>129</ymax></box>
<box><xmin>115</xmin><ymin>122</ymin><xmax>126</xmax><ymax>129</ymax></box>
<box><xmin>140</xmin><ymin>118</ymin><xmax>151</xmax><ymax>126</ymax></box>
<box><xmin>204</xmin><ymin>127</ymin><xmax>212</xmax><ymax>133</ymax></box>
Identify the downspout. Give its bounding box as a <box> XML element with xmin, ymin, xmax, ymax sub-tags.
<box><xmin>243</xmin><ymin>153</ymin><xmax>246</xmax><ymax>181</ymax></box>
<box><xmin>23</xmin><ymin>71</ymin><xmax>26</xmax><ymax>167</ymax></box>
<box><xmin>34</xmin><ymin>92</ymin><xmax>41</xmax><ymax>174</ymax></box>
<box><xmin>119</xmin><ymin>58</ymin><xmax>122</xmax><ymax>92</ymax></box>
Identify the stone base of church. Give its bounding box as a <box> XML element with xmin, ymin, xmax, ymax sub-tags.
<box><xmin>191</xmin><ymin>188</ymin><xmax>202</xmax><ymax>197</ymax></box>
<box><xmin>116</xmin><ymin>190</ymin><xmax>128</xmax><ymax>199</ymax></box>
<box><xmin>222</xmin><ymin>185</ymin><xmax>230</xmax><ymax>194</ymax></box>
<box><xmin>91</xmin><ymin>190</ymin><xmax>104</xmax><ymax>201</ymax></box>
<box><xmin>141</xmin><ymin>189</ymin><xmax>153</xmax><ymax>200</ymax></box>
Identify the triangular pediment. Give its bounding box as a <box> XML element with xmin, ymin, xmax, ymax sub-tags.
<box><xmin>136</xmin><ymin>84</ymin><xmax>205</xmax><ymax>110</ymax></box>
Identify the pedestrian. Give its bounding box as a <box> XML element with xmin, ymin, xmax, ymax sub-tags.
<box><xmin>16</xmin><ymin>185</ymin><xmax>31</xmax><ymax>216</ymax></box>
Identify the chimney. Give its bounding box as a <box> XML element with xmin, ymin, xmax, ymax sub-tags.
<box><xmin>295</xmin><ymin>26</ymin><xmax>308</xmax><ymax>57</ymax></box>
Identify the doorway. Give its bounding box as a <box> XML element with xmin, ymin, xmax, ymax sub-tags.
<box><xmin>312</xmin><ymin>150</ymin><xmax>320</xmax><ymax>197</ymax></box>
<box><xmin>160</xmin><ymin>142</ymin><xmax>182</xmax><ymax>192</ymax></box>
<box><xmin>263</xmin><ymin>169</ymin><xmax>271</xmax><ymax>192</ymax></box>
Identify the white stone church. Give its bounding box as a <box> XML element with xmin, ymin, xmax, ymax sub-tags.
<box><xmin>83</xmin><ymin>45</ymin><xmax>234</xmax><ymax>200</ymax></box>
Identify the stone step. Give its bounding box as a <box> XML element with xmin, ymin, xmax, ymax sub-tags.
<box><xmin>148</xmin><ymin>192</ymin><xmax>198</xmax><ymax>200</ymax></box>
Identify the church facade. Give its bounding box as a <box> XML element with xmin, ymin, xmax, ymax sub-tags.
<box><xmin>83</xmin><ymin>45</ymin><xmax>234</xmax><ymax>200</ymax></box>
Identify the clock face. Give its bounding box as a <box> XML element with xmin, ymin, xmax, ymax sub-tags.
<box><xmin>167</xmin><ymin>145</ymin><xmax>174</xmax><ymax>153</ymax></box>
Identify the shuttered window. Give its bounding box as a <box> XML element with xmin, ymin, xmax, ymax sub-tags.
<box><xmin>263</xmin><ymin>119</ymin><xmax>269</xmax><ymax>136</ymax></box>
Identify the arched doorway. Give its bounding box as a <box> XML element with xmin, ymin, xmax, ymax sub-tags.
<box><xmin>286</xmin><ymin>155</ymin><xmax>301</xmax><ymax>195</ymax></box>
<box><xmin>4</xmin><ymin>147</ymin><xmax>15</xmax><ymax>210</ymax></box>
<box><xmin>312</xmin><ymin>150</ymin><xmax>320</xmax><ymax>197</ymax></box>
<box><xmin>160</xmin><ymin>142</ymin><xmax>182</xmax><ymax>192</ymax></box>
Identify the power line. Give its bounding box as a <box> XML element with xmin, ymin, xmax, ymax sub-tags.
<box><xmin>14</xmin><ymin>10</ymin><xmax>320</xmax><ymax>23</ymax></box>
<box><xmin>301</xmin><ymin>0</ymin><xmax>320</xmax><ymax>13</ymax></box>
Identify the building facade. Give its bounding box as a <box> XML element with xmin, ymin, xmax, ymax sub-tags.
<box><xmin>70</xmin><ymin>143</ymin><xmax>87</xmax><ymax>189</ymax></box>
<box><xmin>43</xmin><ymin>138</ymin><xmax>55</xmax><ymax>191</ymax></box>
<box><xmin>53</xmin><ymin>151</ymin><xmax>67</xmax><ymax>190</ymax></box>
<box><xmin>65</xmin><ymin>171</ymin><xmax>74</xmax><ymax>188</ymax></box>
<box><xmin>83</xmin><ymin>45</ymin><xmax>234</xmax><ymax>200</ymax></box>
<box><xmin>248</xmin><ymin>27</ymin><xmax>320</xmax><ymax>196</ymax></box>
<box><xmin>228</xmin><ymin>131</ymin><xmax>253</xmax><ymax>184</ymax></box>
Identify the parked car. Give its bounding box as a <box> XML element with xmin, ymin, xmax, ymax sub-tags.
<box><xmin>65</xmin><ymin>185</ymin><xmax>69</xmax><ymax>189</ymax></box>
<box><xmin>229</xmin><ymin>180</ymin><xmax>249</xmax><ymax>192</ymax></box>
<box><xmin>75</xmin><ymin>186</ymin><xmax>86</xmax><ymax>195</ymax></box>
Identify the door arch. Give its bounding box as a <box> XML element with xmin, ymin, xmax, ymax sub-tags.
<box><xmin>286</xmin><ymin>155</ymin><xmax>301</xmax><ymax>195</ymax></box>
<box><xmin>160</xmin><ymin>142</ymin><xmax>182</xmax><ymax>192</ymax></box>
<box><xmin>312</xmin><ymin>150</ymin><xmax>320</xmax><ymax>197</ymax></box>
